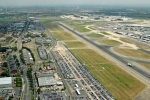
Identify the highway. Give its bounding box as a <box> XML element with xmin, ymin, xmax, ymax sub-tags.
<box><xmin>57</xmin><ymin>22</ymin><xmax>150</xmax><ymax>83</ymax></box>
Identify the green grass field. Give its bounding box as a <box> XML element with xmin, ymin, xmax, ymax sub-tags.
<box><xmin>99</xmin><ymin>39</ymin><xmax>122</xmax><ymax>46</ymax></box>
<box><xmin>139</xmin><ymin>63</ymin><xmax>150</xmax><ymax>70</ymax></box>
<box><xmin>64</xmin><ymin>20</ymin><xmax>94</xmax><ymax>28</ymax></box>
<box><xmin>86</xmin><ymin>33</ymin><xmax>104</xmax><ymax>38</ymax></box>
<box><xmin>120</xmin><ymin>38</ymin><xmax>133</xmax><ymax>44</ymax></box>
<box><xmin>40</xmin><ymin>17</ymin><xmax>64</xmax><ymax>31</ymax></box>
<box><xmin>41</xmin><ymin>18</ymin><xmax>76</xmax><ymax>40</ymax></box>
<box><xmin>114</xmin><ymin>48</ymin><xmax>150</xmax><ymax>59</ymax></box>
<box><xmin>88</xmin><ymin>26</ymin><xmax>96</xmax><ymax>30</ymax></box>
<box><xmin>64</xmin><ymin>41</ymin><xmax>86</xmax><ymax>48</ymax></box>
<box><xmin>137</xmin><ymin>45</ymin><xmax>150</xmax><ymax>50</ymax></box>
<box><xmin>77</xmin><ymin>25</ymin><xmax>91</xmax><ymax>32</ymax></box>
<box><xmin>64</xmin><ymin>23</ymin><xmax>81</xmax><ymax>29</ymax></box>
<box><xmin>63</xmin><ymin>22</ymin><xmax>91</xmax><ymax>32</ymax></box>
<box><xmin>0</xmin><ymin>18</ymin><xmax>16</xmax><ymax>22</ymax></box>
<box><xmin>16</xmin><ymin>77</ymin><xmax>22</xmax><ymax>87</ymax></box>
<box><xmin>101</xmin><ymin>32</ymin><xmax>110</xmax><ymax>35</ymax></box>
<box><xmin>51</xmin><ymin>31</ymin><xmax>76</xmax><ymax>40</ymax></box>
<box><xmin>70</xmin><ymin>49</ymin><xmax>146</xmax><ymax>100</ymax></box>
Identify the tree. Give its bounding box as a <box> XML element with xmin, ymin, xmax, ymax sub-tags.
<box><xmin>39</xmin><ymin>67</ymin><xmax>42</xmax><ymax>71</ymax></box>
<box><xmin>1</xmin><ymin>71</ymin><xmax>9</xmax><ymax>77</ymax></box>
<box><xmin>12</xmin><ymin>47</ymin><xmax>17</xmax><ymax>52</ymax></box>
<box><xmin>37</xmin><ymin>88</ymin><xmax>41</xmax><ymax>94</ymax></box>
<box><xmin>13</xmin><ymin>55</ymin><xmax>17</xmax><ymax>59</ymax></box>
<box><xmin>2</xmin><ymin>62</ymin><xmax>8</xmax><ymax>68</ymax></box>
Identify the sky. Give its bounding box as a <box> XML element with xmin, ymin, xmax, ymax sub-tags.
<box><xmin>0</xmin><ymin>0</ymin><xmax>150</xmax><ymax>6</ymax></box>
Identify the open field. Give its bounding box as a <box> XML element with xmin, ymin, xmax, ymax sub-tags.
<box><xmin>120</xmin><ymin>38</ymin><xmax>133</xmax><ymax>44</ymax></box>
<box><xmin>64</xmin><ymin>41</ymin><xmax>86</xmax><ymax>48</ymax></box>
<box><xmin>41</xmin><ymin>18</ymin><xmax>76</xmax><ymax>40</ymax></box>
<box><xmin>51</xmin><ymin>31</ymin><xmax>76</xmax><ymax>40</ymax></box>
<box><xmin>16</xmin><ymin>77</ymin><xmax>22</xmax><ymax>87</ymax></box>
<box><xmin>88</xmin><ymin>26</ymin><xmax>96</xmax><ymax>30</ymax></box>
<box><xmin>114</xmin><ymin>48</ymin><xmax>150</xmax><ymax>59</ymax></box>
<box><xmin>40</xmin><ymin>17</ymin><xmax>65</xmax><ymax>31</ymax></box>
<box><xmin>63</xmin><ymin>20</ymin><xmax>95</xmax><ymax>27</ymax></box>
<box><xmin>139</xmin><ymin>63</ymin><xmax>150</xmax><ymax>70</ymax></box>
<box><xmin>70</xmin><ymin>49</ymin><xmax>146</xmax><ymax>100</ymax></box>
<box><xmin>86</xmin><ymin>33</ymin><xmax>104</xmax><ymax>38</ymax></box>
<box><xmin>63</xmin><ymin>21</ymin><xmax>92</xmax><ymax>32</ymax></box>
<box><xmin>101</xmin><ymin>32</ymin><xmax>110</xmax><ymax>35</ymax></box>
<box><xmin>137</xmin><ymin>45</ymin><xmax>150</xmax><ymax>50</ymax></box>
<box><xmin>41</xmin><ymin>20</ymin><xmax>62</xmax><ymax>31</ymax></box>
<box><xmin>0</xmin><ymin>18</ymin><xmax>16</xmax><ymax>22</ymax></box>
<box><xmin>76</xmin><ymin>25</ymin><xmax>91</xmax><ymax>32</ymax></box>
<box><xmin>63</xmin><ymin>22</ymin><xmax>82</xmax><ymax>29</ymax></box>
<box><xmin>99</xmin><ymin>39</ymin><xmax>122</xmax><ymax>46</ymax></box>
<box><xmin>67</xmin><ymin>24</ymin><xmax>91</xmax><ymax>32</ymax></box>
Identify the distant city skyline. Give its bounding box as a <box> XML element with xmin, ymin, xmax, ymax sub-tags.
<box><xmin>0</xmin><ymin>0</ymin><xmax>150</xmax><ymax>7</ymax></box>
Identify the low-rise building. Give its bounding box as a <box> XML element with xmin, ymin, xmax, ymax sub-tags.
<box><xmin>38</xmin><ymin>76</ymin><xmax>56</xmax><ymax>87</ymax></box>
<box><xmin>0</xmin><ymin>77</ymin><xmax>12</xmax><ymax>88</ymax></box>
<box><xmin>37</xmin><ymin>73</ymin><xmax>63</xmax><ymax>88</ymax></box>
<box><xmin>37</xmin><ymin>46</ymin><xmax>48</xmax><ymax>60</ymax></box>
<box><xmin>8</xmin><ymin>55</ymin><xmax>17</xmax><ymax>74</ymax></box>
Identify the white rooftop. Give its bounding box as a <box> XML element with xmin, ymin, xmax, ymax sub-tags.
<box><xmin>38</xmin><ymin>76</ymin><xmax>56</xmax><ymax>86</ymax></box>
<box><xmin>0</xmin><ymin>77</ymin><xmax>12</xmax><ymax>85</ymax></box>
<box><xmin>57</xmin><ymin>81</ymin><xmax>63</xmax><ymax>85</ymax></box>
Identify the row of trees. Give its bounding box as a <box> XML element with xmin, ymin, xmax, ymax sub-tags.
<box><xmin>27</xmin><ymin>69</ymin><xmax>34</xmax><ymax>91</ymax></box>
<box><xmin>19</xmin><ymin>49</ymin><xmax>25</xmax><ymax>64</ymax></box>
<box><xmin>0</xmin><ymin>45</ymin><xmax>17</xmax><ymax>52</ymax></box>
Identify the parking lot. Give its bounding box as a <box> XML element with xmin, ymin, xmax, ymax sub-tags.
<box><xmin>52</xmin><ymin>42</ymin><xmax>114</xmax><ymax>100</ymax></box>
<box><xmin>40</xmin><ymin>92</ymin><xmax>66</xmax><ymax>100</ymax></box>
<box><xmin>37</xmin><ymin>46</ymin><xmax>48</xmax><ymax>60</ymax></box>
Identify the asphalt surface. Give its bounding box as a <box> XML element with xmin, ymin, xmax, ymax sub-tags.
<box><xmin>17</xmin><ymin>37</ymin><xmax>31</xmax><ymax>100</ymax></box>
<box><xmin>40</xmin><ymin>25</ymin><xmax>73</xmax><ymax>99</ymax></box>
<box><xmin>58</xmin><ymin>22</ymin><xmax>150</xmax><ymax>81</ymax></box>
<box><xmin>22</xmin><ymin>68</ymin><xmax>31</xmax><ymax>100</ymax></box>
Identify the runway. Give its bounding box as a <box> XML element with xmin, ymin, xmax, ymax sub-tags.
<box><xmin>58</xmin><ymin>22</ymin><xmax>150</xmax><ymax>83</ymax></box>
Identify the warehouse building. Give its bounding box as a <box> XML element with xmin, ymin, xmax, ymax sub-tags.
<box><xmin>38</xmin><ymin>73</ymin><xmax>63</xmax><ymax>87</ymax></box>
<box><xmin>0</xmin><ymin>77</ymin><xmax>12</xmax><ymax>88</ymax></box>
<box><xmin>38</xmin><ymin>76</ymin><xmax>56</xmax><ymax>87</ymax></box>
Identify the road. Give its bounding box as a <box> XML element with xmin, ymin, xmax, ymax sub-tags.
<box><xmin>17</xmin><ymin>37</ymin><xmax>31</xmax><ymax>100</ymax></box>
<box><xmin>22</xmin><ymin>68</ymin><xmax>31</xmax><ymax>100</ymax></box>
<box><xmin>42</xmin><ymin>24</ymin><xmax>73</xmax><ymax>99</ymax></box>
<box><xmin>17</xmin><ymin>37</ymin><xmax>22</xmax><ymax>64</ymax></box>
<box><xmin>17</xmin><ymin>23</ymin><xmax>31</xmax><ymax>100</ymax></box>
<box><xmin>57</xmin><ymin>22</ymin><xmax>150</xmax><ymax>86</ymax></box>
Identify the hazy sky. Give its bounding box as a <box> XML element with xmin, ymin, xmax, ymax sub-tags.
<box><xmin>0</xmin><ymin>0</ymin><xmax>150</xmax><ymax>6</ymax></box>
